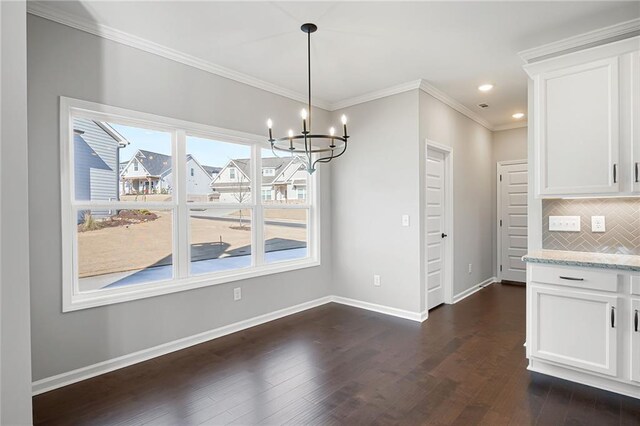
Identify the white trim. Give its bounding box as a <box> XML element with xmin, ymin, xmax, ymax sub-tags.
<box><xmin>452</xmin><ymin>277</ymin><xmax>496</xmax><ymax>304</ymax></box>
<box><xmin>27</xmin><ymin>6</ymin><xmax>504</xmax><ymax>131</ymax></box>
<box><xmin>519</xmin><ymin>18</ymin><xmax>640</xmax><ymax>63</ymax></box>
<box><xmin>61</xmin><ymin>97</ymin><xmax>320</xmax><ymax>312</ymax></box>
<box><xmin>496</xmin><ymin>160</ymin><xmax>527</xmax><ymax>282</ymax></box>
<box><xmin>425</xmin><ymin>141</ymin><xmax>454</xmax><ymax>308</ymax></box>
<box><xmin>419</xmin><ymin>80</ymin><xmax>493</xmax><ymax>130</ymax></box>
<box><xmin>27</xmin><ymin>2</ymin><xmax>331</xmax><ymax>111</ymax></box>
<box><xmin>331</xmin><ymin>296</ymin><xmax>426</xmax><ymax>323</ymax></box>
<box><xmin>329</xmin><ymin>79</ymin><xmax>422</xmax><ymax>111</ymax></box>
<box><xmin>493</xmin><ymin>122</ymin><xmax>528</xmax><ymax>132</ymax></box>
<box><xmin>32</xmin><ymin>296</ymin><xmax>333</xmax><ymax>396</ymax></box>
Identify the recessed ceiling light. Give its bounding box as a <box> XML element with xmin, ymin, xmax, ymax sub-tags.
<box><xmin>512</xmin><ymin>112</ymin><xmax>525</xmax><ymax>119</ymax></box>
<box><xmin>478</xmin><ymin>84</ymin><xmax>494</xmax><ymax>92</ymax></box>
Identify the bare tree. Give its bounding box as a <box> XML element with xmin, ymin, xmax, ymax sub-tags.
<box><xmin>232</xmin><ymin>170</ymin><xmax>250</xmax><ymax>228</ymax></box>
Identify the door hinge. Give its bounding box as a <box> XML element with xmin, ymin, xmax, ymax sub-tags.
<box><xmin>500</xmin><ymin>265</ymin><xmax>503</xmax><ymax>272</ymax></box>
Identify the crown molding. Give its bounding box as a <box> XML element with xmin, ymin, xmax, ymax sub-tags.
<box><xmin>418</xmin><ymin>80</ymin><xmax>494</xmax><ymax>130</ymax></box>
<box><xmin>26</xmin><ymin>1</ymin><xmax>332</xmax><ymax>110</ymax></box>
<box><xmin>28</xmin><ymin>2</ymin><xmax>503</xmax><ymax>131</ymax></box>
<box><xmin>328</xmin><ymin>80</ymin><xmax>422</xmax><ymax>111</ymax></box>
<box><xmin>518</xmin><ymin>18</ymin><xmax>640</xmax><ymax>63</ymax></box>
<box><xmin>493</xmin><ymin>122</ymin><xmax>528</xmax><ymax>132</ymax></box>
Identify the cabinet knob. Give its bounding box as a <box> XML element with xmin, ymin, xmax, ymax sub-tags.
<box><xmin>635</xmin><ymin>309</ymin><xmax>638</xmax><ymax>333</ymax></box>
<box><xmin>613</xmin><ymin>163</ymin><xmax>617</xmax><ymax>184</ymax></box>
<box><xmin>635</xmin><ymin>163</ymin><xmax>639</xmax><ymax>183</ymax></box>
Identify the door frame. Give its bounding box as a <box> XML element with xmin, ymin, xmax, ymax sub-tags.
<box><xmin>496</xmin><ymin>159</ymin><xmax>527</xmax><ymax>282</ymax></box>
<box><xmin>425</xmin><ymin>141</ymin><xmax>454</xmax><ymax>309</ymax></box>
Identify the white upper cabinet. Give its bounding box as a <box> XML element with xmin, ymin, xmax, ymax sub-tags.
<box><xmin>525</xmin><ymin>37</ymin><xmax>640</xmax><ymax>198</ymax></box>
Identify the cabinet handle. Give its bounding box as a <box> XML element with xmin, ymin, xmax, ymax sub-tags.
<box><xmin>611</xmin><ymin>306</ymin><xmax>616</xmax><ymax>328</ymax></box>
<box><xmin>559</xmin><ymin>276</ymin><xmax>584</xmax><ymax>281</ymax></box>
<box><xmin>636</xmin><ymin>163</ymin><xmax>639</xmax><ymax>183</ymax></box>
<box><xmin>635</xmin><ymin>309</ymin><xmax>638</xmax><ymax>333</ymax></box>
<box><xmin>613</xmin><ymin>163</ymin><xmax>617</xmax><ymax>183</ymax></box>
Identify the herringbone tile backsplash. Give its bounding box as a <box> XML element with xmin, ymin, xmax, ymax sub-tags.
<box><xmin>542</xmin><ymin>198</ymin><xmax>640</xmax><ymax>255</ymax></box>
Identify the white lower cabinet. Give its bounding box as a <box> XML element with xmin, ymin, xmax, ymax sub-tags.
<box><xmin>530</xmin><ymin>285</ymin><xmax>618</xmax><ymax>376</ymax></box>
<box><xmin>632</xmin><ymin>298</ymin><xmax>640</xmax><ymax>383</ymax></box>
<box><xmin>527</xmin><ymin>264</ymin><xmax>640</xmax><ymax>398</ymax></box>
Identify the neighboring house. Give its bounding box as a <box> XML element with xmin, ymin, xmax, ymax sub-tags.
<box><xmin>73</xmin><ymin>118</ymin><xmax>129</xmax><ymax>220</ymax></box>
<box><xmin>210</xmin><ymin>157</ymin><xmax>307</xmax><ymax>203</ymax></box>
<box><xmin>120</xmin><ymin>150</ymin><xmax>172</xmax><ymax>195</ymax></box>
<box><xmin>120</xmin><ymin>150</ymin><xmax>218</xmax><ymax>200</ymax></box>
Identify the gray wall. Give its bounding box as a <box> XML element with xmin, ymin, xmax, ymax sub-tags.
<box><xmin>419</xmin><ymin>91</ymin><xmax>495</xmax><ymax>298</ymax></box>
<box><xmin>330</xmin><ymin>91</ymin><xmax>422</xmax><ymax>313</ymax></box>
<box><xmin>492</xmin><ymin>127</ymin><xmax>527</xmax><ymax>164</ymax></box>
<box><xmin>1</xmin><ymin>1</ymin><xmax>33</xmax><ymax>424</ymax></box>
<box><xmin>28</xmin><ymin>15</ymin><xmax>332</xmax><ymax>381</ymax></box>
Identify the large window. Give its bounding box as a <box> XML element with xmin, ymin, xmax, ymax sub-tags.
<box><xmin>62</xmin><ymin>98</ymin><xmax>319</xmax><ymax>311</ymax></box>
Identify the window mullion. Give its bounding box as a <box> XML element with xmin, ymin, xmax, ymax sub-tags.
<box><xmin>254</xmin><ymin>145</ymin><xmax>264</xmax><ymax>266</ymax></box>
<box><xmin>176</xmin><ymin>129</ymin><xmax>189</xmax><ymax>278</ymax></box>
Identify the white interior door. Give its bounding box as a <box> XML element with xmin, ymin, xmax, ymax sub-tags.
<box><xmin>499</xmin><ymin>162</ymin><xmax>528</xmax><ymax>283</ymax></box>
<box><xmin>427</xmin><ymin>148</ymin><xmax>448</xmax><ymax>310</ymax></box>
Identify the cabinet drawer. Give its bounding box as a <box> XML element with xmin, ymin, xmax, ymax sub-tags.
<box><xmin>531</xmin><ymin>264</ymin><xmax>619</xmax><ymax>292</ymax></box>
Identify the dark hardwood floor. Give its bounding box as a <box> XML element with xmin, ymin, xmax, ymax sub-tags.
<box><xmin>33</xmin><ymin>284</ymin><xmax>640</xmax><ymax>425</ymax></box>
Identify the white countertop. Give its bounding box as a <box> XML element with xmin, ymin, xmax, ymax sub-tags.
<box><xmin>523</xmin><ymin>249</ymin><xmax>640</xmax><ymax>272</ymax></box>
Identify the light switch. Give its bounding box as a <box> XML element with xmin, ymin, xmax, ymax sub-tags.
<box><xmin>402</xmin><ymin>215</ymin><xmax>410</xmax><ymax>227</ymax></box>
<box><xmin>591</xmin><ymin>216</ymin><xmax>606</xmax><ymax>233</ymax></box>
<box><xmin>549</xmin><ymin>216</ymin><xmax>581</xmax><ymax>232</ymax></box>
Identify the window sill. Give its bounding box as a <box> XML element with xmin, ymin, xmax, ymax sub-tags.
<box><xmin>64</xmin><ymin>258</ymin><xmax>320</xmax><ymax>312</ymax></box>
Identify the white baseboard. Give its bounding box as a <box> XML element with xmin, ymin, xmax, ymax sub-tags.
<box><xmin>32</xmin><ymin>296</ymin><xmax>332</xmax><ymax>396</ymax></box>
<box><xmin>452</xmin><ymin>277</ymin><xmax>496</xmax><ymax>304</ymax></box>
<box><xmin>331</xmin><ymin>296</ymin><xmax>426</xmax><ymax>323</ymax></box>
<box><xmin>32</xmin><ymin>290</ymin><xmax>470</xmax><ymax>395</ymax></box>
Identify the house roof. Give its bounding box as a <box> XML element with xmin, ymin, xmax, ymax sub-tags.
<box><xmin>133</xmin><ymin>150</ymin><xmax>172</xmax><ymax>177</ymax></box>
<box><xmin>225</xmin><ymin>156</ymin><xmax>302</xmax><ymax>185</ymax></box>
<box><xmin>202</xmin><ymin>165</ymin><xmax>222</xmax><ymax>176</ymax></box>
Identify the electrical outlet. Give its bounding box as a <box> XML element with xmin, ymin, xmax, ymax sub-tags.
<box><xmin>233</xmin><ymin>287</ymin><xmax>242</xmax><ymax>301</ymax></box>
<box><xmin>401</xmin><ymin>215</ymin><xmax>410</xmax><ymax>227</ymax></box>
<box><xmin>591</xmin><ymin>216</ymin><xmax>606</xmax><ymax>233</ymax></box>
<box><xmin>374</xmin><ymin>275</ymin><xmax>381</xmax><ymax>286</ymax></box>
<box><xmin>468</xmin><ymin>264</ymin><xmax>472</xmax><ymax>274</ymax></box>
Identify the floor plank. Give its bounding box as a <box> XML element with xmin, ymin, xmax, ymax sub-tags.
<box><xmin>33</xmin><ymin>284</ymin><xmax>640</xmax><ymax>425</ymax></box>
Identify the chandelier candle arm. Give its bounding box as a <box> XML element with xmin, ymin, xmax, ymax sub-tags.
<box><xmin>265</xmin><ymin>23</ymin><xmax>351</xmax><ymax>174</ymax></box>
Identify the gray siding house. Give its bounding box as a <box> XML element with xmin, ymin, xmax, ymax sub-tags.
<box><xmin>73</xmin><ymin>118</ymin><xmax>129</xmax><ymax>220</ymax></box>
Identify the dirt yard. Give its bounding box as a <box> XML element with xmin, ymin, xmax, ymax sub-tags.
<box><xmin>78</xmin><ymin>209</ymin><xmax>307</xmax><ymax>278</ymax></box>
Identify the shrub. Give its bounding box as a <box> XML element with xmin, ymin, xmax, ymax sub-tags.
<box><xmin>81</xmin><ymin>212</ymin><xmax>101</xmax><ymax>231</ymax></box>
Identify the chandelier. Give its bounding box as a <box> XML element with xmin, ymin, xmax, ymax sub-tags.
<box><xmin>267</xmin><ymin>23</ymin><xmax>349</xmax><ymax>175</ymax></box>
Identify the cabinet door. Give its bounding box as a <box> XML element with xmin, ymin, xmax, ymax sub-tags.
<box><xmin>632</xmin><ymin>299</ymin><xmax>640</xmax><ymax>383</ymax></box>
<box><xmin>530</xmin><ymin>285</ymin><xmax>618</xmax><ymax>376</ymax></box>
<box><xmin>536</xmin><ymin>57</ymin><xmax>619</xmax><ymax>196</ymax></box>
<box><xmin>631</xmin><ymin>52</ymin><xmax>640</xmax><ymax>193</ymax></box>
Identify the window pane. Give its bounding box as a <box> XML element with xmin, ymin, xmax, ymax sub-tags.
<box><xmin>73</xmin><ymin>118</ymin><xmax>173</xmax><ymax>202</ymax></box>
<box><xmin>190</xmin><ymin>208</ymin><xmax>252</xmax><ymax>274</ymax></box>
<box><xmin>261</xmin><ymin>149</ymin><xmax>308</xmax><ymax>204</ymax></box>
<box><xmin>187</xmin><ymin>135</ymin><xmax>252</xmax><ymax>203</ymax></box>
<box><xmin>264</xmin><ymin>208</ymin><xmax>308</xmax><ymax>263</ymax></box>
<box><xmin>77</xmin><ymin>209</ymin><xmax>173</xmax><ymax>292</ymax></box>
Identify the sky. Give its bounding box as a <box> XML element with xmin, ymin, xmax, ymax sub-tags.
<box><xmin>112</xmin><ymin>123</ymin><xmax>277</xmax><ymax>168</ymax></box>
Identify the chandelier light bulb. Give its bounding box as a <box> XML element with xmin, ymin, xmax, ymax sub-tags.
<box><xmin>301</xmin><ymin>109</ymin><xmax>308</xmax><ymax>120</ymax></box>
<box><xmin>267</xmin><ymin>119</ymin><xmax>273</xmax><ymax>129</ymax></box>
<box><xmin>288</xmin><ymin>129</ymin><xmax>294</xmax><ymax>138</ymax></box>
<box><xmin>341</xmin><ymin>115</ymin><xmax>348</xmax><ymax>125</ymax></box>
<box><xmin>329</xmin><ymin>127</ymin><xmax>335</xmax><ymax>136</ymax></box>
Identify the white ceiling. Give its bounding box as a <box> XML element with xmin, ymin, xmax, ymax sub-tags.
<box><xmin>35</xmin><ymin>1</ymin><xmax>640</xmax><ymax>128</ymax></box>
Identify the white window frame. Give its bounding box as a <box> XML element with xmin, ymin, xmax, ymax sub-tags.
<box><xmin>60</xmin><ymin>97</ymin><xmax>321</xmax><ymax>312</ymax></box>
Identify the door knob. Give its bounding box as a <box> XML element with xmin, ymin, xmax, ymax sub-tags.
<box><xmin>441</xmin><ymin>233</ymin><xmax>448</xmax><ymax>238</ymax></box>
